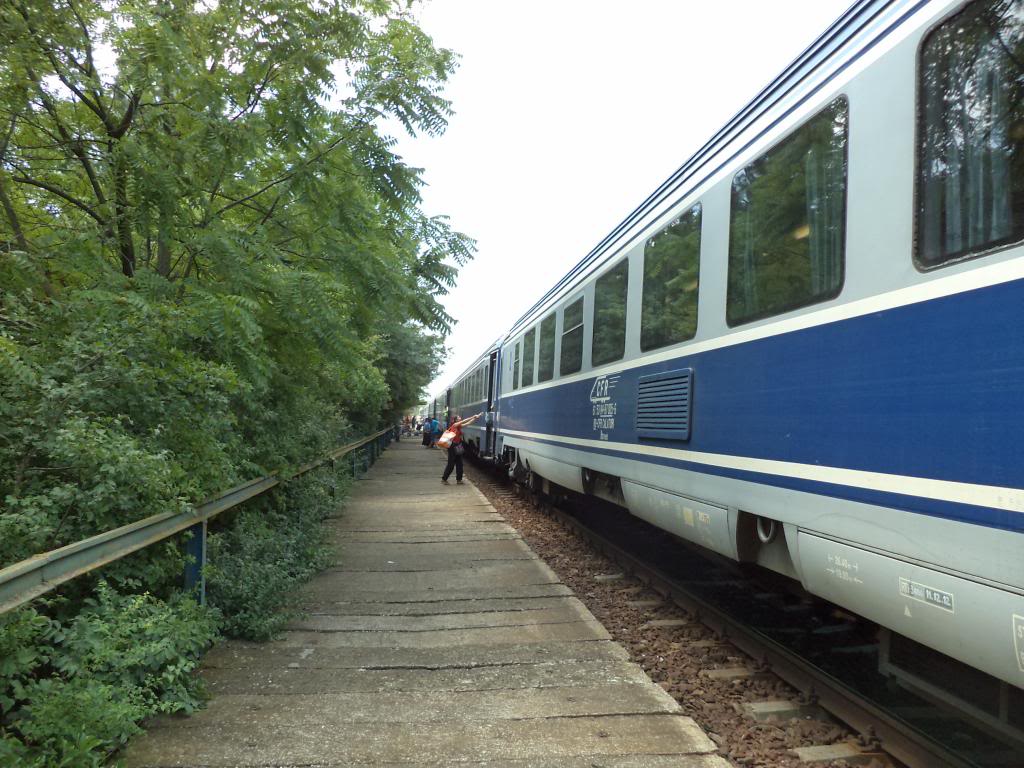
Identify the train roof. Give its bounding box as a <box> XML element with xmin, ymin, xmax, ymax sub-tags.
<box><xmin>503</xmin><ymin>0</ymin><xmax>928</xmax><ymax>339</ymax></box>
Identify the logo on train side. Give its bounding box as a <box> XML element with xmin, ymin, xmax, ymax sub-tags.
<box><xmin>590</xmin><ymin>375</ymin><xmax>619</xmax><ymax>440</ymax></box>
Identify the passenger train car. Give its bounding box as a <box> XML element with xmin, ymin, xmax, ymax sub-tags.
<box><xmin>435</xmin><ymin>0</ymin><xmax>1024</xmax><ymax>732</ymax></box>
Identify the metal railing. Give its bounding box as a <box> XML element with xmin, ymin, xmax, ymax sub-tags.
<box><xmin>0</xmin><ymin>426</ymin><xmax>397</xmax><ymax>615</ymax></box>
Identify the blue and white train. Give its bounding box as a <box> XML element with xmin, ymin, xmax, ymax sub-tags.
<box><xmin>436</xmin><ymin>0</ymin><xmax>1024</xmax><ymax>727</ymax></box>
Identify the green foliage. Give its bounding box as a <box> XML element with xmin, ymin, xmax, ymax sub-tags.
<box><xmin>207</xmin><ymin>466</ymin><xmax>352</xmax><ymax>640</ymax></box>
<box><xmin>0</xmin><ymin>587</ymin><xmax>218</xmax><ymax>766</ymax></box>
<box><xmin>0</xmin><ymin>608</ymin><xmax>56</xmax><ymax>715</ymax></box>
<box><xmin>15</xmin><ymin>678</ymin><xmax>143</xmax><ymax>767</ymax></box>
<box><xmin>0</xmin><ymin>0</ymin><xmax>471</xmax><ymax>763</ymax></box>
<box><xmin>0</xmin><ymin>0</ymin><xmax>469</xmax><ymax>577</ymax></box>
<box><xmin>56</xmin><ymin>582</ymin><xmax>219</xmax><ymax>715</ymax></box>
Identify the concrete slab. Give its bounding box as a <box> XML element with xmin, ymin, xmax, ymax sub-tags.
<box><xmin>742</xmin><ymin>699</ymin><xmax>826</xmax><ymax>721</ymax></box>
<box><xmin>202</xmin><ymin>658</ymin><xmax>655</xmax><ymax>695</ymax></box>
<box><xmin>301</xmin><ymin>594</ymin><xmax>582</xmax><ymax>616</ymax></box>
<box><xmin>333</xmin><ymin>537</ymin><xmax>533</xmax><ymax>557</ymax></box>
<box><xmin>202</xmin><ymin>639</ymin><xmax>631</xmax><ymax>670</ymax></box>
<box><xmin>126</xmin><ymin>714</ymin><xmax>715</xmax><ymax>767</ymax></box>
<box><xmin>150</xmin><ymin>684</ymin><xmax>681</xmax><ymax>729</ymax></box>
<box><xmin>309</xmin><ymin>562</ymin><xmax>562</xmax><ymax>594</ymax></box>
<box><xmin>626</xmin><ymin>599</ymin><xmax>665</xmax><ymax>609</ymax></box>
<box><xmin>298</xmin><ymin>582</ymin><xmax>575</xmax><ymax>603</ymax></box>
<box><xmin>287</xmin><ymin>600</ymin><xmax>594</xmax><ymax>632</ymax></box>
<box><xmin>640</xmin><ymin>619</ymin><xmax>695</xmax><ymax>630</ymax></box>
<box><xmin>331</xmin><ymin>531</ymin><xmax>521</xmax><ymax>543</ymax></box>
<box><xmin>327</xmin><ymin>758</ymin><xmax>733</xmax><ymax>768</ymax></box>
<box><xmin>329</xmin><ymin>554</ymin><xmax>540</xmax><ymax>571</ymax></box>
<box><xmin>274</xmin><ymin>618</ymin><xmax>612</xmax><ymax>648</ymax></box>
<box><xmin>330</xmin><ymin>545</ymin><xmax>539</xmax><ymax>570</ymax></box>
<box><xmin>331</xmin><ymin>528</ymin><xmax>516</xmax><ymax>540</ymax></box>
<box><xmin>122</xmin><ymin>440</ymin><xmax>722</xmax><ymax>768</ymax></box>
<box><xmin>702</xmin><ymin>666</ymin><xmax>770</xmax><ymax>681</ymax></box>
<box><xmin>336</xmin><ymin>510</ymin><xmax>504</xmax><ymax>525</ymax></box>
<box><xmin>792</xmin><ymin>742</ymin><xmax>884</xmax><ymax>764</ymax></box>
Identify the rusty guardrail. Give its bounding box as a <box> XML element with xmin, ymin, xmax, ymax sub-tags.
<box><xmin>0</xmin><ymin>426</ymin><xmax>397</xmax><ymax>614</ymax></box>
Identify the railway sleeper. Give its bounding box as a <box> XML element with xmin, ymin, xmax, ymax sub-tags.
<box><xmin>740</xmin><ymin>699</ymin><xmax>828</xmax><ymax>722</ymax></box>
<box><xmin>790</xmin><ymin>741</ymin><xmax>892</xmax><ymax>766</ymax></box>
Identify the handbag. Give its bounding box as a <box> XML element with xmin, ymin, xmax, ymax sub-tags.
<box><xmin>437</xmin><ymin>429</ymin><xmax>456</xmax><ymax>449</ymax></box>
<box><xmin>453</xmin><ymin>443</ymin><xmax>465</xmax><ymax>456</ymax></box>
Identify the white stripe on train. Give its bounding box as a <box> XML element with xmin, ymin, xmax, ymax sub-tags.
<box><xmin>500</xmin><ymin>428</ymin><xmax>1024</xmax><ymax>515</ymax></box>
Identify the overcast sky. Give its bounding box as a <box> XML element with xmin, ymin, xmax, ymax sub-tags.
<box><xmin>393</xmin><ymin>0</ymin><xmax>853</xmax><ymax>403</ymax></box>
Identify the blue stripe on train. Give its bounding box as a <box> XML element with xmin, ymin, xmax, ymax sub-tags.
<box><xmin>498</xmin><ymin>276</ymin><xmax>1024</xmax><ymax>533</ymax></box>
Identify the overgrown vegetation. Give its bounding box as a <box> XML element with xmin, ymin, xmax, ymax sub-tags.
<box><xmin>0</xmin><ymin>0</ymin><xmax>469</xmax><ymax>763</ymax></box>
<box><xmin>207</xmin><ymin>465</ymin><xmax>353</xmax><ymax>641</ymax></box>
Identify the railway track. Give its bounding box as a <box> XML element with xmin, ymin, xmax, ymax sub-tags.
<box><xmin>466</xmin><ymin>458</ymin><xmax>1023</xmax><ymax>768</ymax></box>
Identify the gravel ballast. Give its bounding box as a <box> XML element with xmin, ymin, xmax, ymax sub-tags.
<box><xmin>462</xmin><ymin>459</ymin><xmax>889</xmax><ymax>768</ymax></box>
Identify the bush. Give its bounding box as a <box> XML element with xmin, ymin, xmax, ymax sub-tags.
<box><xmin>0</xmin><ymin>459</ymin><xmax>358</xmax><ymax>766</ymax></box>
<box><xmin>207</xmin><ymin>464</ymin><xmax>352</xmax><ymax>640</ymax></box>
<box><xmin>0</xmin><ymin>585</ymin><xmax>218</xmax><ymax>767</ymax></box>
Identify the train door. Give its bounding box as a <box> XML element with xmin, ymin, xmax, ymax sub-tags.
<box><xmin>485</xmin><ymin>350</ymin><xmax>498</xmax><ymax>456</ymax></box>
<box><xmin>445</xmin><ymin>388</ymin><xmax>452</xmax><ymax>426</ymax></box>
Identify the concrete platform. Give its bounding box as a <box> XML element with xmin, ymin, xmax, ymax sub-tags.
<box><xmin>124</xmin><ymin>440</ymin><xmax>727</xmax><ymax>767</ymax></box>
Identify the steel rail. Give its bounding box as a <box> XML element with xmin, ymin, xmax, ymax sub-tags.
<box><xmin>543</xmin><ymin>503</ymin><xmax>972</xmax><ymax>768</ymax></box>
<box><xmin>0</xmin><ymin>427</ymin><xmax>394</xmax><ymax>615</ymax></box>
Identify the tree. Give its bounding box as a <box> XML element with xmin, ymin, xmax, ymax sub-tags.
<box><xmin>0</xmin><ymin>0</ymin><xmax>474</xmax><ymax>565</ymax></box>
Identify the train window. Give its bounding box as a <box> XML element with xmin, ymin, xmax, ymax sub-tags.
<box><xmin>592</xmin><ymin>260</ymin><xmax>629</xmax><ymax>366</ymax></box>
<box><xmin>727</xmin><ymin>97</ymin><xmax>847</xmax><ymax>326</ymax></box>
<box><xmin>513</xmin><ymin>341</ymin><xmax>521</xmax><ymax>390</ymax></box>
<box><xmin>917</xmin><ymin>0</ymin><xmax>1024</xmax><ymax>267</ymax></box>
<box><xmin>538</xmin><ymin>313</ymin><xmax>556</xmax><ymax>382</ymax></box>
<box><xmin>560</xmin><ymin>297</ymin><xmax>584</xmax><ymax>375</ymax></box>
<box><xmin>522</xmin><ymin>328</ymin><xmax>536</xmax><ymax>387</ymax></box>
<box><xmin>642</xmin><ymin>204</ymin><xmax>702</xmax><ymax>351</ymax></box>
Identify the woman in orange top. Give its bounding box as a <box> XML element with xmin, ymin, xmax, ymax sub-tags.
<box><xmin>441</xmin><ymin>412</ymin><xmax>483</xmax><ymax>484</ymax></box>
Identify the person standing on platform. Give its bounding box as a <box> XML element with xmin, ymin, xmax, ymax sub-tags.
<box><xmin>421</xmin><ymin>416</ymin><xmax>432</xmax><ymax>447</ymax></box>
<box><xmin>430</xmin><ymin>416</ymin><xmax>442</xmax><ymax>447</ymax></box>
<box><xmin>441</xmin><ymin>412</ymin><xmax>482</xmax><ymax>484</ymax></box>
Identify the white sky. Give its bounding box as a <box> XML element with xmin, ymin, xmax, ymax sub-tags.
<box><xmin>394</xmin><ymin>0</ymin><xmax>853</xmax><ymax>402</ymax></box>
